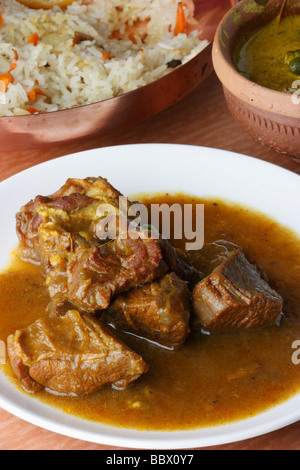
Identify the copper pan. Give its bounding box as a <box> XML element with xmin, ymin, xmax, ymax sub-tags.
<box><xmin>0</xmin><ymin>0</ymin><xmax>234</xmax><ymax>151</ymax></box>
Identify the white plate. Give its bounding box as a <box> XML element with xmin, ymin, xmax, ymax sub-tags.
<box><xmin>0</xmin><ymin>144</ymin><xmax>300</xmax><ymax>449</ymax></box>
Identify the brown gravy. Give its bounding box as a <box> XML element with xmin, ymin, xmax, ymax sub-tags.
<box><xmin>1</xmin><ymin>194</ymin><xmax>300</xmax><ymax>431</ymax></box>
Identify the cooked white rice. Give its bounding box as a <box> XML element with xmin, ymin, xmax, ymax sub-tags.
<box><xmin>0</xmin><ymin>0</ymin><xmax>208</xmax><ymax>116</ymax></box>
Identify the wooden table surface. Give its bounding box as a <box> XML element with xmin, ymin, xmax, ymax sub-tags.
<box><xmin>0</xmin><ymin>72</ymin><xmax>299</xmax><ymax>451</ymax></box>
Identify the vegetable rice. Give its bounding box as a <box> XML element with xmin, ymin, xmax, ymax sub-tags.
<box><xmin>0</xmin><ymin>0</ymin><xmax>208</xmax><ymax>116</ymax></box>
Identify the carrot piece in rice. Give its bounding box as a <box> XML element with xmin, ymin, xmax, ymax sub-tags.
<box><xmin>28</xmin><ymin>88</ymin><xmax>47</xmax><ymax>101</ymax></box>
<box><xmin>27</xmin><ymin>106</ymin><xmax>40</xmax><ymax>114</ymax></box>
<box><xmin>9</xmin><ymin>49</ymin><xmax>18</xmax><ymax>72</ymax></box>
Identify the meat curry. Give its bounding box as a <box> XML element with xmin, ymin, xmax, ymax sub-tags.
<box><xmin>0</xmin><ymin>178</ymin><xmax>300</xmax><ymax>431</ymax></box>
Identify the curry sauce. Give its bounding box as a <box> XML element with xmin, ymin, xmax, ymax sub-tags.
<box><xmin>1</xmin><ymin>194</ymin><xmax>300</xmax><ymax>431</ymax></box>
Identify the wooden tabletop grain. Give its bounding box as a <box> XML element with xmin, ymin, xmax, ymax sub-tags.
<box><xmin>0</xmin><ymin>72</ymin><xmax>299</xmax><ymax>451</ymax></box>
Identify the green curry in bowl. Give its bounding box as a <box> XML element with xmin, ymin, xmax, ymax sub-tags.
<box><xmin>233</xmin><ymin>14</ymin><xmax>300</xmax><ymax>92</ymax></box>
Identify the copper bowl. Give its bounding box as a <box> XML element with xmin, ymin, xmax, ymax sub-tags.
<box><xmin>212</xmin><ymin>0</ymin><xmax>300</xmax><ymax>160</ymax></box>
<box><xmin>0</xmin><ymin>0</ymin><xmax>234</xmax><ymax>151</ymax></box>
